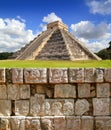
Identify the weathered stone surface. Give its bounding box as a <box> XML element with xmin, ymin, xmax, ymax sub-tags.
<box><xmin>95</xmin><ymin>116</ymin><xmax>111</xmax><ymax>130</ymax></box>
<box><xmin>97</xmin><ymin>83</ymin><xmax>110</xmax><ymax>97</ymax></box>
<box><xmin>54</xmin><ymin>116</ymin><xmax>66</xmax><ymax>130</ymax></box>
<box><xmin>41</xmin><ymin>117</ymin><xmax>54</xmax><ymax>130</ymax></box>
<box><xmin>0</xmin><ymin>100</ymin><xmax>11</xmax><ymax>116</ymax></box>
<box><xmin>84</xmin><ymin>68</ymin><xmax>95</xmax><ymax>82</ymax></box>
<box><xmin>45</xmin><ymin>99</ymin><xmax>74</xmax><ymax>116</ymax></box>
<box><xmin>30</xmin><ymin>94</ymin><xmax>45</xmax><ymax>116</ymax></box>
<box><xmin>93</xmin><ymin>98</ymin><xmax>110</xmax><ymax>116</ymax></box>
<box><xmin>25</xmin><ymin>117</ymin><xmax>41</xmax><ymax>130</ymax></box>
<box><xmin>69</xmin><ymin>68</ymin><xmax>84</xmax><ymax>83</ymax></box>
<box><xmin>54</xmin><ymin>84</ymin><xmax>76</xmax><ymax>98</ymax></box>
<box><xmin>90</xmin><ymin>84</ymin><xmax>96</xmax><ymax>97</ymax></box>
<box><xmin>19</xmin><ymin>85</ymin><xmax>30</xmax><ymax>99</ymax></box>
<box><xmin>36</xmin><ymin>85</ymin><xmax>45</xmax><ymax>94</ymax></box>
<box><xmin>12</xmin><ymin>68</ymin><xmax>23</xmax><ymax>84</ymax></box>
<box><xmin>10</xmin><ymin>117</ymin><xmax>25</xmax><ymax>130</ymax></box>
<box><xmin>0</xmin><ymin>69</ymin><xmax>5</xmax><ymax>83</ymax></box>
<box><xmin>78</xmin><ymin>84</ymin><xmax>90</xmax><ymax>98</ymax></box>
<box><xmin>75</xmin><ymin>99</ymin><xmax>89</xmax><ymax>115</ymax></box>
<box><xmin>0</xmin><ymin>85</ymin><xmax>7</xmax><ymax>99</ymax></box>
<box><xmin>95</xmin><ymin>68</ymin><xmax>104</xmax><ymax>82</ymax></box>
<box><xmin>0</xmin><ymin>117</ymin><xmax>10</xmax><ymax>130</ymax></box>
<box><xmin>49</xmin><ymin>68</ymin><xmax>68</xmax><ymax>83</ymax></box>
<box><xmin>66</xmin><ymin>116</ymin><xmax>81</xmax><ymax>130</ymax></box>
<box><xmin>15</xmin><ymin>100</ymin><xmax>29</xmax><ymax>116</ymax></box>
<box><xmin>81</xmin><ymin>116</ymin><xmax>93</xmax><ymax>130</ymax></box>
<box><xmin>104</xmin><ymin>68</ymin><xmax>111</xmax><ymax>82</ymax></box>
<box><xmin>7</xmin><ymin>84</ymin><xmax>19</xmax><ymax>100</ymax></box>
<box><xmin>6</xmin><ymin>69</ymin><xmax>12</xmax><ymax>83</ymax></box>
<box><xmin>24</xmin><ymin>68</ymin><xmax>47</xmax><ymax>83</ymax></box>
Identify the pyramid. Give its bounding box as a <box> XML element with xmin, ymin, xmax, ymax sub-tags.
<box><xmin>15</xmin><ymin>21</ymin><xmax>101</xmax><ymax>60</ymax></box>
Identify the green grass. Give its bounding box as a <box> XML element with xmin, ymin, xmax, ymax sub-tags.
<box><xmin>0</xmin><ymin>60</ymin><xmax>111</xmax><ymax>68</ymax></box>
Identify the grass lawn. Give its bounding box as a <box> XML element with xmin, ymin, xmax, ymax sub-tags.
<box><xmin>0</xmin><ymin>60</ymin><xmax>111</xmax><ymax>68</ymax></box>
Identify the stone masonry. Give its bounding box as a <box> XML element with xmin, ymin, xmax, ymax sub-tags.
<box><xmin>0</xmin><ymin>68</ymin><xmax>111</xmax><ymax>130</ymax></box>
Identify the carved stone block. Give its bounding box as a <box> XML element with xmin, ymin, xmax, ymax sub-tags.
<box><xmin>84</xmin><ymin>68</ymin><xmax>95</xmax><ymax>83</ymax></box>
<box><xmin>0</xmin><ymin>85</ymin><xmax>7</xmax><ymax>99</ymax></box>
<box><xmin>30</xmin><ymin>94</ymin><xmax>45</xmax><ymax>116</ymax></box>
<box><xmin>45</xmin><ymin>99</ymin><xmax>74</xmax><ymax>116</ymax></box>
<box><xmin>66</xmin><ymin>116</ymin><xmax>81</xmax><ymax>130</ymax></box>
<box><xmin>95</xmin><ymin>116</ymin><xmax>111</xmax><ymax>130</ymax></box>
<box><xmin>24</xmin><ymin>68</ymin><xmax>47</xmax><ymax>83</ymax></box>
<box><xmin>97</xmin><ymin>83</ymin><xmax>110</xmax><ymax>97</ymax></box>
<box><xmin>54</xmin><ymin>116</ymin><xmax>66</xmax><ymax>130</ymax></box>
<box><xmin>69</xmin><ymin>68</ymin><xmax>84</xmax><ymax>83</ymax></box>
<box><xmin>15</xmin><ymin>100</ymin><xmax>29</xmax><ymax>116</ymax></box>
<box><xmin>104</xmin><ymin>68</ymin><xmax>111</xmax><ymax>82</ymax></box>
<box><xmin>54</xmin><ymin>84</ymin><xmax>76</xmax><ymax>98</ymax></box>
<box><xmin>81</xmin><ymin>116</ymin><xmax>93</xmax><ymax>130</ymax></box>
<box><xmin>19</xmin><ymin>85</ymin><xmax>30</xmax><ymax>99</ymax></box>
<box><xmin>0</xmin><ymin>100</ymin><xmax>11</xmax><ymax>116</ymax></box>
<box><xmin>7</xmin><ymin>84</ymin><xmax>19</xmax><ymax>100</ymax></box>
<box><xmin>78</xmin><ymin>84</ymin><xmax>90</xmax><ymax>98</ymax></box>
<box><xmin>0</xmin><ymin>117</ymin><xmax>10</xmax><ymax>130</ymax></box>
<box><xmin>75</xmin><ymin>99</ymin><xmax>89</xmax><ymax>116</ymax></box>
<box><xmin>0</xmin><ymin>69</ymin><xmax>5</xmax><ymax>83</ymax></box>
<box><xmin>12</xmin><ymin>68</ymin><xmax>23</xmax><ymax>83</ymax></box>
<box><xmin>95</xmin><ymin>68</ymin><xmax>104</xmax><ymax>82</ymax></box>
<box><xmin>93</xmin><ymin>98</ymin><xmax>110</xmax><ymax>116</ymax></box>
<box><xmin>6</xmin><ymin>68</ymin><xmax>12</xmax><ymax>83</ymax></box>
<box><xmin>49</xmin><ymin>68</ymin><xmax>68</xmax><ymax>83</ymax></box>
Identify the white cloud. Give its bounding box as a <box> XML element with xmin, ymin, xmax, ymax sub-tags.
<box><xmin>0</xmin><ymin>18</ymin><xmax>36</xmax><ymax>52</ymax></box>
<box><xmin>71</xmin><ymin>20</ymin><xmax>111</xmax><ymax>52</ymax></box>
<box><xmin>86</xmin><ymin>0</ymin><xmax>111</xmax><ymax>15</ymax></box>
<box><xmin>42</xmin><ymin>12</ymin><xmax>62</xmax><ymax>23</ymax></box>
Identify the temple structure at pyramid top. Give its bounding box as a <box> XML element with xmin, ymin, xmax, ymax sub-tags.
<box><xmin>14</xmin><ymin>21</ymin><xmax>101</xmax><ymax>60</ymax></box>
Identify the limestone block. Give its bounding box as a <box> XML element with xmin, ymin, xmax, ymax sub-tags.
<box><xmin>0</xmin><ymin>100</ymin><xmax>11</xmax><ymax>116</ymax></box>
<box><xmin>78</xmin><ymin>84</ymin><xmax>90</xmax><ymax>98</ymax></box>
<box><xmin>49</xmin><ymin>68</ymin><xmax>68</xmax><ymax>83</ymax></box>
<box><xmin>6</xmin><ymin>69</ymin><xmax>12</xmax><ymax>83</ymax></box>
<box><xmin>24</xmin><ymin>68</ymin><xmax>47</xmax><ymax>83</ymax></box>
<box><xmin>81</xmin><ymin>116</ymin><xmax>93</xmax><ymax>130</ymax></box>
<box><xmin>12</xmin><ymin>68</ymin><xmax>23</xmax><ymax>84</ymax></box>
<box><xmin>66</xmin><ymin>116</ymin><xmax>81</xmax><ymax>130</ymax></box>
<box><xmin>7</xmin><ymin>84</ymin><xmax>19</xmax><ymax>100</ymax></box>
<box><xmin>97</xmin><ymin>83</ymin><xmax>110</xmax><ymax>97</ymax></box>
<box><xmin>75</xmin><ymin>99</ymin><xmax>89</xmax><ymax>116</ymax></box>
<box><xmin>0</xmin><ymin>85</ymin><xmax>7</xmax><ymax>99</ymax></box>
<box><xmin>19</xmin><ymin>85</ymin><xmax>30</xmax><ymax>99</ymax></box>
<box><xmin>30</xmin><ymin>94</ymin><xmax>45</xmax><ymax>116</ymax></box>
<box><xmin>54</xmin><ymin>116</ymin><xmax>66</xmax><ymax>130</ymax></box>
<box><xmin>0</xmin><ymin>117</ymin><xmax>10</xmax><ymax>130</ymax></box>
<box><xmin>36</xmin><ymin>85</ymin><xmax>45</xmax><ymax>94</ymax></box>
<box><xmin>95</xmin><ymin>68</ymin><xmax>104</xmax><ymax>82</ymax></box>
<box><xmin>25</xmin><ymin>117</ymin><xmax>41</xmax><ymax>130</ymax></box>
<box><xmin>104</xmin><ymin>68</ymin><xmax>111</xmax><ymax>82</ymax></box>
<box><xmin>84</xmin><ymin>68</ymin><xmax>95</xmax><ymax>83</ymax></box>
<box><xmin>69</xmin><ymin>68</ymin><xmax>84</xmax><ymax>83</ymax></box>
<box><xmin>95</xmin><ymin>116</ymin><xmax>111</xmax><ymax>130</ymax></box>
<box><xmin>45</xmin><ymin>99</ymin><xmax>74</xmax><ymax>116</ymax></box>
<box><xmin>10</xmin><ymin>117</ymin><xmax>25</xmax><ymax>130</ymax></box>
<box><xmin>0</xmin><ymin>69</ymin><xmax>5</xmax><ymax>83</ymax></box>
<box><xmin>93</xmin><ymin>98</ymin><xmax>110</xmax><ymax>116</ymax></box>
<box><xmin>54</xmin><ymin>84</ymin><xmax>76</xmax><ymax>98</ymax></box>
<box><xmin>41</xmin><ymin>117</ymin><xmax>54</xmax><ymax>130</ymax></box>
<box><xmin>15</xmin><ymin>100</ymin><xmax>29</xmax><ymax>116</ymax></box>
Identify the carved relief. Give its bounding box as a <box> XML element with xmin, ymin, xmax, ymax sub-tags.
<box><xmin>0</xmin><ymin>69</ymin><xmax>5</xmax><ymax>83</ymax></box>
<box><xmin>24</xmin><ymin>68</ymin><xmax>47</xmax><ymax>83</ymax></box>
<box><xmin>49</xmin><ymin>69</ymin><xmax>68</xmax><ymax>83</ymax></box>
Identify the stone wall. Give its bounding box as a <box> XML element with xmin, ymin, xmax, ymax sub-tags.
<box><xmin>0</xmin><ymin>68</ymin><xmax>111</xmax><ymax>130</ymax></box>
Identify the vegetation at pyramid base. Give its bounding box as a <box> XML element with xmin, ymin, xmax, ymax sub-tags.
<box><xmin>0</xmin><ymin>60</ymin><xmax>111</xmax><ymax>68</ymax></box>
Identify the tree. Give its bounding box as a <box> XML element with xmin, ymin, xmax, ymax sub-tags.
<box><xmin>0</xmin><ymin>52</ymin><xmax>13</xmax><ymax>60</ymax></box>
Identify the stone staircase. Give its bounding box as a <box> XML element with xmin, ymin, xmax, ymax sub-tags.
<box><xmin>36</xmin><ymin>29</ymin><xmax>70</xmax><ymax>60</ymax></box>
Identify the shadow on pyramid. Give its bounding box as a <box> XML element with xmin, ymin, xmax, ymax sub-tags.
<box><xmin>14</xmin><ymin>21</ymin><xmax>101</xmax><ymax>60</ymax></box>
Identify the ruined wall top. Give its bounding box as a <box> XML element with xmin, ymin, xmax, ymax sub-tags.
<box><xmin>47</xmin><ymin>21</ymin><xmax>68</xmax><ymax>31</ymax></box>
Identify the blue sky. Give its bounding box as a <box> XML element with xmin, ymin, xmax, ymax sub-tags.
<box><xmin>0</xmin><ymin>0</ymin><xmax>111</xmax><ymax>52</ymax></box>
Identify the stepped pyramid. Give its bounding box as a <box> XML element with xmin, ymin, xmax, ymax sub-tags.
<box><xmin>15</xmin><ymin>21</ymin><xmax>101</xmax><ymax>60</ymax></box>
